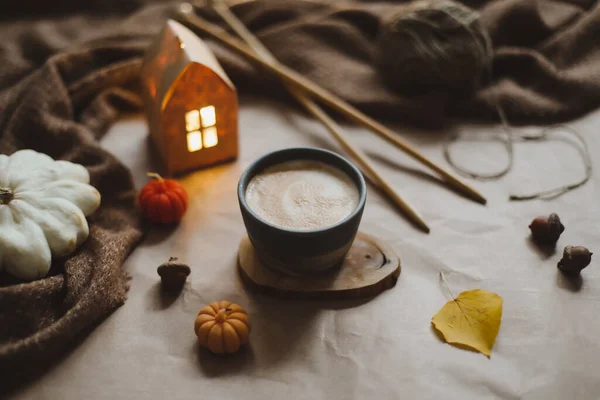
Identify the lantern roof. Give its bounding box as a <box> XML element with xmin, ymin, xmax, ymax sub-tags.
<box><xmin>141</xmin><ymin>19</ymin><xmax>235</xmax><ymax>110</ymax></box>
<box><xmin>166</xmin><ymin>20</ymin><xmax>234</xmax><ymax>89</ymax></box>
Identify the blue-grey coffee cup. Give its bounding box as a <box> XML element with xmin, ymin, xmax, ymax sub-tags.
<box><xmin>238</xmin><ymin>148</ymin><xmax>367</xmax><ymax>275</ymax></box>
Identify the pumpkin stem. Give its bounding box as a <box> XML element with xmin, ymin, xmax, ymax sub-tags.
<box><xmin>147</xmin><ymin>172</ymin><xmax>164</xmax><ymax>183</ymax></box>
<box><xmin>215</xmin><ymin>309</ymin><xmax>228</xmax><ymax>323</ymax></box>
<box><xmin>0</xmin><ymin>188</ymin><xmax>13</xmax><ymax>205</ymax></box>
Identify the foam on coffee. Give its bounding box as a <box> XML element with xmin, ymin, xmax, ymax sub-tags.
<box><xmin>245</xmin><ymin>160</ymin><xmax>360</xmax><ymax>230</ymax></box>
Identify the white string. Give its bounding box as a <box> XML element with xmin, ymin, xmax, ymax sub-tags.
<box><xmin>430</xmin><ymin>5</ymin><xmax>593</xmax><ymax>200</ymax></box>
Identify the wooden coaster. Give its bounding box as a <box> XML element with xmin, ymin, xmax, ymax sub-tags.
<box><xmin>238</xmin><ymin>232</ymin><xmax>400</xmax><ymax>300</ymax></box>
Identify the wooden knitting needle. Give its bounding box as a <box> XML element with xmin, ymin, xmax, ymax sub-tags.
<box><xmin>208</xmin><ymin>0</ymin><xmax>430</xmax><ymax>232</ymax></box>
<box><xmin>176</xmin><ymin>4</ymin><xmax>487</xmax><ymax>206</ymax></box>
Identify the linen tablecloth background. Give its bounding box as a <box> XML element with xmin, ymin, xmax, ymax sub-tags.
<box><xmin>10</xmin><ymin>99</ymin><xmax>600</xmax><ymax>400</ymax></box>
<box><xmin>2</xmin><ymin>0</ymin><xmax>600</xmax><ymax>398</ymax></box>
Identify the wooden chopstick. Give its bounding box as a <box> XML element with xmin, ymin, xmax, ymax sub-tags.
<box><xmin>176</xmin><ymin>4</ymin><xmax>487</xmax><ymax>206</ymax></box>
<box><xmin>209</xmin><ymin>0</ymin><xmax>430</xmax><ymax>232</ymax></box>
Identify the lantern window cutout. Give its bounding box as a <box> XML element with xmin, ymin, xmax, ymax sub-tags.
<box><xmin>203</xmin><ymin>126</ymin><xmax>219</xmax><ymax>148</ymax></box>
<box><xmin>185</xmin><ymin>110</ymin><xmax>201</xmax><ymax>132</ymax></box>
<box><xmin>187</xmin><ymin>130</ymin><xmax>203</xmax><ymax>152</ymax></box>
<box><xmin>200</xmin><ymin>105</ymin><xmax>216</xmax><ymax>127</ymax></box>
<box><xmin>185</xmin><ymin>106</ymin><xmax>218</xmax><ymax>152</ymax></box>
<box><xmin>141</xmin><ymin>20</ymin><xmax>238</xmax><ymax>176</ymax></box>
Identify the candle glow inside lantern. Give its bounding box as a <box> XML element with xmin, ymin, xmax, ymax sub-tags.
<box><xmin>141</xmin><ymin>20</ymin><xmax>238</xmax><ymax>175</ymax></box>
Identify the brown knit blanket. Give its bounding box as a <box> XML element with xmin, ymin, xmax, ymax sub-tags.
<box><xmin>1</xmin><ymin>0</ymin><xmax>599</xmax><ymax>386</ymax></box>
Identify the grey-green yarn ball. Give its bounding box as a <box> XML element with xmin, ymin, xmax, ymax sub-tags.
<box><xmin>377</xmin><ymin>0</ymin><xmax>491</xmax><ymax>95</ymax></box>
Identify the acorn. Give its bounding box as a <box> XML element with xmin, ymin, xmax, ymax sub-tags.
<box><xmin>529</xmin><ymin>213</ymin><xmax>565</xmax><ymax>246</ymax></box>
<box><xmin>157</xmin><ymin>257</ymin><xmax>191</xmax><ymax>292</ymax></box>
<box><xmin>558</xmin><ymin>246</ymin><xmax>592</xmax><ymax>276</ymax></box>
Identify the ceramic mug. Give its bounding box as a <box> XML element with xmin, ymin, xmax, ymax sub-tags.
<box><xmin>237</xmin><ymin>147</ymin><xmax>367</xmax><ymax>275</ymax></box>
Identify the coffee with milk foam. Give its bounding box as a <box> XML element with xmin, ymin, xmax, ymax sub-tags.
<box><xmin>245</xmin><ymin>160</ymin><xmax>360</xmax><ymax>230</ymax></box>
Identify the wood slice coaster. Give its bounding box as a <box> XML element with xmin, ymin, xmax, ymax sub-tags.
<box><xmin>238</xmin><ymin>232</ymin><xmax>400</xmax><ymax>300</ymax></box>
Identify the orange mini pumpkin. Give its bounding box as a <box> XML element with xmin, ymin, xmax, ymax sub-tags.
<box><xmin>139</xmin><ymin>173</ymin><xmax>188</xmax><ymax>224</ymax></box>
<box><xmin>194</xmin><ymin>301</ymin><xmax>251</xmax><ymax>354</ymax></box>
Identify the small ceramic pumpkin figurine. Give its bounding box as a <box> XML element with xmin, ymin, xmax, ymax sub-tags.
<box><xmin>139</xmin><ymin>173</ymin><xmax>188</xmax><ymax>224</ymax></box>
<box><xmin>194</xmin><ymin>301</ymin><xmax>251</xmax><ymax>354</ymax></box>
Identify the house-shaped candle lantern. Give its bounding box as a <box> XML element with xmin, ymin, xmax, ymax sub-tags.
<box><xmin>141</xmin><ymin>20</ymin><xmax>238</xmax><ymax>175</ymax></box>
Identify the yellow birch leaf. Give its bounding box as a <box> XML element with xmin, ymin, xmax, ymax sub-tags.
<box><xmin>431</xmin><ymin>274</ymin><xmax>503</xmax><ymax>358</ymax></box>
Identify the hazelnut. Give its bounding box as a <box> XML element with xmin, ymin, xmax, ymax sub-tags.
<box><xmin>157</xmin><ymin>257</ymin><xmax>191</xmax><ymax>292</ymax></box>
<box><xmin>529</xmin><ymin>213</ymin><xmax>565</xmax><ymax>246</ymax></box>
<box><xmin>558</xmin><ymin>246</ymin><xmax>592</xmax><ymax>276</ymax></box>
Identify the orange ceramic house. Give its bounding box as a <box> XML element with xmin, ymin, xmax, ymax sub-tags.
<box><xmin>141</xmin><ymin>20</ymin><xmax>238</xmax><ymax>175</ymax></box>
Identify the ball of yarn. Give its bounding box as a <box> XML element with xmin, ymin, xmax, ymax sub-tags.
<box><xmin>376</xmin><ymin>0</ymin><xmax>491</xmax><ymax>95</ymax></box>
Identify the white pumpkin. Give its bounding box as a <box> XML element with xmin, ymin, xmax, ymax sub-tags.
<box><xmin>0</xmin><ymin>150</ymin><xmax>101</xmax><ymax>281</ymax></box>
